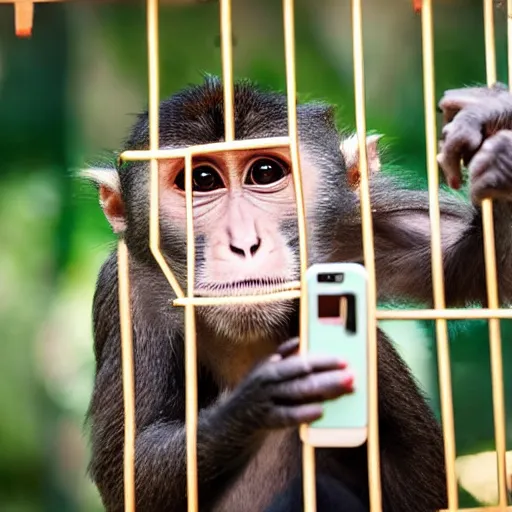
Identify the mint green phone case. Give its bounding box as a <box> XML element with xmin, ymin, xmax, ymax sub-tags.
<box><xmin>305</xmin><ymin>262</ymin><xmax>368</xmax><ymax>431</ymax></box>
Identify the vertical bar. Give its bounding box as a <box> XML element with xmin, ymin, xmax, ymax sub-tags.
<box><xmin>281</xmin><ymin>0</ymin><xmax>315</xmax><ymax>510</ymax></box>
<box><xmin>351</xmin><ymin>1</ymin><xmax>382</xmax><ymax>511</ymax></box>
<box><xmin>184</xmin><ymin>153</ymin><xmax>199</xmax><ymax>512</ymax></box>
<box><xmin>283</xmin><ymin>0</ymin><xmax>308</xmax><ymax>282</ymax></box>
<box><xmin>484</xmin><ymin>0</ymin><xmax>497</xmax><ymax>84</ymax></box>
<box><xmin>147</xmin><ymin>0</ymin><xmax>161</xmax><ymax>262</ymax></box>
<box><xmin>14</xmin><ymin>1</ymin><xmax>33</xmax><ymax>38</ymax></box>
<box><xmin>118</xmin><ymin>240</ymin><xmax>136</xmax><ymax>512</ymax></box>
<box><xmin>420</xmin><ymin>1</ymin><xmax>458</xmax><ymax>509</ymax></box>
<box><xmin>220</xmin><ymin>0</ymin><xmax>235</xmax><ymax>142</ymax></box>
<box><xmin>147</xmin><ymin>0</ymin><xmax>184</xmax><ymax>299</ymax></box>
<box><xmin>508</xmin><ymin>7</ymin><xmax>512</xmax><ymax>504</ymax></box>
<box><xmin>508</xmin><ymin>0</ymin><xmax>512</xmax><ymax>87</ymax></box>
<box><xmin>482</xmin><ymin>1</ymin><xmax>509</xmax><ymax>507</ymax></box>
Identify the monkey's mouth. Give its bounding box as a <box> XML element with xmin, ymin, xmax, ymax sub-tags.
<box><xmin>195</xmin><ymin>278</ymin><xmax>294</xmax><ymax>297</ymax></box>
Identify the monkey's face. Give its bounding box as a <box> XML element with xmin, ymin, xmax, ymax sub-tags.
<box><xmin>88</xmin><ymin>79</ymin><xmax>376</xmax><ymax>344</ymax></box>
<box><xmin>156</xmin><ymin>148</ymin><xmax>320</xmax><ymax>342</ymax></box>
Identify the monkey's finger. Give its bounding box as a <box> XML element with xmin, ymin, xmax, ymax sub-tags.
<box><xmin>437</xmin><ymin>151</ymin><xmax>463</xmax><ymax>190</ymax></box>
<box><xmin>439</xmin><ymin>83</ymin><xmax>509</xmax><ymax>109</ymax></box>
<box><xmin>267</xmin><ymin>403</ymin><xmax>324</xmax><ymax>428</ymax></box>
<box><xmin>438</xmin><ymin>94</ymin><xmax>482</xmax><ymax>124</ymax></box>
<box><xmin>262</xmin><ymin>354</ymin><xmax>347</xmax><ymax>383</ymax></box>
<box><xmin>469</xmin><ymin>130</ymin><xmax>512</xmax><ymax>180</ymax></box>
<box><xmin>438</xmin><ymin>85</ymin><xmax>511</xmax><ymax>128</ymax></box>
<box><xmin>438</xmin><ymin>106</ymin><xmax>461</xmax><ymax>126</ymax></box>
<box><xmin>469</xmin><ymin>131</ymin><xmax>512</xmax><ymax>205</ymax></box>
<box><xmin>271</xmin><ymin>370</ymin><xmax>354</xmax><ymax>405</ymax></box>
<box><xmin>276</xmin><ymin>338</ymin><xmax>300</xmax><ymax>359</ymax></box>
<box><xmin>438</xmin><ymin>116</ymin><xmax>484</xmax><ymax>188</ymax></box>
<box><xmin>438</xmin><ymin>95</ymin><xmax>479</xmax><ymax>126</ymax></box>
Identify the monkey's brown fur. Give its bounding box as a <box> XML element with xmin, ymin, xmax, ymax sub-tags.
<box><xmin>84</xmin><ymin>77</ymin><xmax>512</xmax><ymax>512</ymax></box>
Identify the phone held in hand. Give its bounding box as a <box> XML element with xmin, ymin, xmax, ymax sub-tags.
<box><xmin>300</xmin><ymin>262</ymin><xmax>369</xmax><ymax>448</ymax></box>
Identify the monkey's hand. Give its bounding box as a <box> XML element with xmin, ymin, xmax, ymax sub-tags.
<box><xmin>222</xmin><ymin>338</ymin><xmax>354</xmax><ymax>430</ymax></box>
<box><xmin>437</xmin><ymin>83</ymin><xmax>512</xmax><ymax>204</ymax></box>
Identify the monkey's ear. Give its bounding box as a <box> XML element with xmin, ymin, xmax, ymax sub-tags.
<box><xmin>80</xmin><ymin>167</ymin><xmax>126</xmax><ymax>234</ymax></box>
<box><xmin>340</xmin><ymin>134</ymin><xmax>382</xmax><ymax>189</ymax></box>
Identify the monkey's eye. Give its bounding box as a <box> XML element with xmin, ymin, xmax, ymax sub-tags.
<box><xmin>174</xmin><ymin>165</ymin><xmax>225</xmax><ymax>192</ymax></box>
<box><xmin>245</xmin><ymin>158</ymin><xmax>288</xmax><ymax>186</ymax></box>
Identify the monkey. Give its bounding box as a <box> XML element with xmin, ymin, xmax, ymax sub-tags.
<box><xmin>83</xmin><ymin>77</ymin><xmax>512</xmax><ymax>512</ymax></box>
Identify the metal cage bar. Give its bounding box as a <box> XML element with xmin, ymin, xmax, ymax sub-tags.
<box><xmin>420</xmin><ymin>1</ymin><xmax>458</xmax><ymax>509</ymax></box>
<box><xmin>112</xmin><ymin>0</ymin><xmax>512</xmax><ymax>511</ymax></box>
<box><xmin>280</xmin><ymin>0</ymin><xmax>318</xmax><ymax>508</ymax></box>
<box><xmin>117</xmin><ymin>240</ymin><xmax>136</xmax><ymax>512</ymax></box>
<box><xmin>350</xmin><ymin>0</ymin><xmax>382</xmax><ymax>510</ymax></box>
<box><xmin>482</xmin><ymin>1</ymin><xmax>509</xmax><ymax>508</ymax></box>
<box><xmin>184</xmin><ymin>151</ymin><xmax>199</xmax><ymax>511</ymax></box>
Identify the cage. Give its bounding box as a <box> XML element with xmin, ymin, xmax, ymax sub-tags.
<box><xmin>2</xmin><ymin>0</ymin><xmax>511</xmax><ymax>511</ymax></box>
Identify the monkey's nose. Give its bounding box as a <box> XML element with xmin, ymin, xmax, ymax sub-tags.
<box><xmin>229</xmin><ymin>237</ymin><xmax>261</xmax><ymax>258</ymax></box>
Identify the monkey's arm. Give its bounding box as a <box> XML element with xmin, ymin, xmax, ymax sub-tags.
<box><xmin>376</xmin><ymin>331</ymin><xmax>447</xmax><ymax>512</ymax></box>
<box><xmin>88</xmin><ymin>256</ymin><xmax>351</xmax><ymax>511</ymax></box>
<box><xmin>87</xmin><ymin>255</ymin><xmax>266</xmax><ymax>511</ymax></box>
<box><xmin>342</xmin><ymin>84</ymin><xmax>512</xmax><ymax>307</ymax></box>
<box><xmin>367</xmin><ymin>177</ymin><xmax>512</xmax><ymax>307</ymax></box>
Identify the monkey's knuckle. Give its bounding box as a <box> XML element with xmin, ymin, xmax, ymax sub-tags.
<box><xmin>286</xmin><ymin>409</ymin><xmax>305</xmax><ymax>426</ymax></box>
<box><xmin>295</xmin><ymin>379</ymin><xmax>313</xmax><ymax>399</ymax></box>
<box><xmin>481</xmin><ymin>137</ymin><xmax>496</xmax><ymax>153</ymax></box>
<box><xmin>441</xmin><ymin>124</ymin><xmax>453</xmax><ymax>139</ymax></box>
<box><xmin>475</xmin><ymin>175</ymin><xmax>501</xmax><ymax>197</ymax></box>
<box><xmin>252</xmin><ymin>369</ymin><xmax>271</xmax><ymax>387</ymax></box>
<box><xmin>304</xmin><ymin>376</ymin><xmax>321</xmax><ymax>397</ymax></box>
<box><xmin>493</xmin><ymin>130</ymin><xmax>512</xmax><ymax>150</ymax></box>
<box><xmin>447</xmin><ymin>125</ymin><xmax>482</xmax><ymax>151</ymax></box>
<box><xmin>289</xmin><ymin>355</ymin><xmax>310</xmax><ymax>375</ymax></box>
<box><xmin>300</xmin><ymin>358</ymin><xmax>313</xmax><ymax>374</ymax></box>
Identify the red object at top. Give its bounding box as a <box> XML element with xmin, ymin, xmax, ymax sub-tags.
<box><xmin>16</xmin><ymin>27</ymin><xmax>32</xmax><ymax>38</ymax></box>
<box><xmin>413</xmin><ymin>0</ymin><xmax>422</xmax><ymax>12</ymax></box>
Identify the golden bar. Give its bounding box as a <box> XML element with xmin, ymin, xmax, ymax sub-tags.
<box><xmin>117</xmin><ymin>240</ymin><xmax>136</xmax><ymax>512</ymax></box>
<box><xmin>482</xmin><ymin>0</ymin><xmax>509</xmax><ymax>509</ymax></box>
<box><xmin>184</xmin><ymin>153</ymin><xmax>199</xmax><ymax>512</ymax></box>
<box><xmin>14</xmin><ymin>1</ymin><xmax>34</xmax><ymax>37</ymax></box>
<box><xmin>120</xmin><ymin>137</ymin><xmax>291</xmax><ymax>161</ymax></box>
<box><xmin>377</xmin><ymin>308</ymin><xmax>512</xmax><ymax>321</ymax></box>
<box><xmin>440</xmin><ymin>508</ymin><xmax>512</xmax><ymax>512</ymax></box>
<box><xmin>0</xmin><ymin>0</ymin><xmax>59</xmax><ymax>38</ymax></box>
<box><xmin>220</xmin><ymin>0</ymin><xmax>235</xmax><ymax>143</ymax></box>
<box><xmin>174</xmin><ymin>289</ymin><xmax>301</xmax><ymax>307</ymax></box>
<box><xmin>420</xmin><ymin>1</ymin><xmax>458</xmax><ymax>509</ymax></box>
<box><xmin>509</xmin><ymin>0</ymin><xmax>512</xmax><ymax>88</ymax></box>
<box><xmin>351</xmin><ymin>0</ymin><xmax>383</xmax><ymax>510</ymax></box>
<box><xmin>280</xmin><ymin>0</ymin><xmax>317</xmax><ymax>509</ymax></box>
<box><xmin>145</xmin><ymin>0</ymin><xmax>186</xmax><ymax>304</ymax></box>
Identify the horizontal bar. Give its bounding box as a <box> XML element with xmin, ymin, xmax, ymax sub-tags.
<box><xmin>0</xmin><ymin>0</ymin><xmax>59</xmax><ymax>3</ymax></box>
<box><xmin>173</xmin><ymin>286</ymin><xmax>512</xmax><ymax>319</ymax></box>
<box><xmin>377</xmin><ymin>308</ymin><xmax>512</xmax><ymax>320</ymax></box>
<box><xmin>174</xmin><ymin>289</ymin><xmax>301</xmax><ymax>306</ymax></box>
<box><xmin>120</xmin><ymin>136</ymin><xmax>291</xmax><ymax>161</ymax></box>
<box><xmin>0</xmin><ymin>0</ymin><xmax>209</xmax><ymax>3</ymax></box>
<box><xmin>439</xmin><ymin>507</ymin><xmax>512</xmax><ymax>512</ymax></box>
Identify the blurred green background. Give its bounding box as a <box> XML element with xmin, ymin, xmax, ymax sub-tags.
<box><xmin>0</xmin><ymin>0</ymin><xmax>510</xmax><ymax>510</ymax></box>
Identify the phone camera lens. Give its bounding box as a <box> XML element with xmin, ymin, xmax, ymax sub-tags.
<box><xmin>317</xmin><ymin>272</ymin><xmax>344</xmax><ymax>283</ymax></box>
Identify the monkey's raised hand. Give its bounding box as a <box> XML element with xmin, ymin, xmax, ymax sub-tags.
<box><xmin>223</xmin><ymin>338</ymin><xmax>354</xmax><ymax>430</ymax></box>
<box><xmin>437</xmin><ymin>83</ymin><xmax>512</xmax><ymax>204</ymax></box>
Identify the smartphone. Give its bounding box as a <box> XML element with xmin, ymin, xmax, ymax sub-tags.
<box><xmin>300</xmin><ymin>262</ymin><xmax>368</xmax><ymax>448</ymax></box>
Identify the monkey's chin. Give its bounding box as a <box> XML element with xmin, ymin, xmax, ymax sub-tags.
<box><xmin>197</xmin><ymin>300</ymin><xmax>295</xmax><ymax>344</ymax></box>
